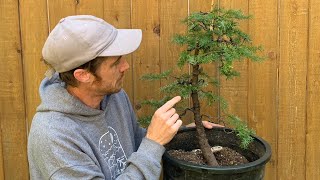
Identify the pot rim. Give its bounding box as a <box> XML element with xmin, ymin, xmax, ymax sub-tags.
<box><xmin>163</xmin><ymin>127</ymin><xmax>272</xmax><ymax>174</ymax></box>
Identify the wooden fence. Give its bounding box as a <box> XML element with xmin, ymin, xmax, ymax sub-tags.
<box><xmin>0</xmin><ymin>0</ymin><xmax>319</xmax><ymax>179</ymax></box>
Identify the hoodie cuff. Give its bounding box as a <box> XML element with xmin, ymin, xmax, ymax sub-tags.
<box><xmin>139</xmin><ymin>137</ymin><xmax>165</xmax><ymax>161</ymax></box>
<box><xmin>126</xmin><ymin>138</ymin><xmax>165</xmax><ymax>180</ymax></box>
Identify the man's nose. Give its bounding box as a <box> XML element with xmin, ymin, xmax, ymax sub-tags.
<box><xmin>120</xmin><ymin>58</ymin><xmax>130</xmax><ymax>72</ymax></box>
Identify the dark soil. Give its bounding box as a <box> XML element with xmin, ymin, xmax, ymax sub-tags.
<box><xmin>168</xmin><ymin>146</ymin><xmax>249</xmax><ymax>166</ymax></box>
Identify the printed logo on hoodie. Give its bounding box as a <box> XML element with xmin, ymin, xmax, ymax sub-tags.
<box><xmin>99</xmin><ymin>127</ymin><xmax>127</xmax><ymax>179</ymax></box>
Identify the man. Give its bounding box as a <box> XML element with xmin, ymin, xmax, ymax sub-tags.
<box><xmin>28</xmin><ymin>15</ymin><xmax>217</xmax><ymax>180</ymax></box>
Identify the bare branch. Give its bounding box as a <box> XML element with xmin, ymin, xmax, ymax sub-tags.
<box><xmin>179</xmin><ymin>108</ymin><xmax>194</xmax><ymax>117</ymax></box>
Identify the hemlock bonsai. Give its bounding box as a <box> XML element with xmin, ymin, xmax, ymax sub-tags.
<box><xmin>139</xmin><ymin>6</ymin><xmax>263</xmax><ymax>166</ymax></box>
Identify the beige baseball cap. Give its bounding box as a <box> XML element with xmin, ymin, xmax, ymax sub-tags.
<box><xmin>42</xmin><ymin>15</ymin><xmax>142</xmax><ymax>74</ymax></box>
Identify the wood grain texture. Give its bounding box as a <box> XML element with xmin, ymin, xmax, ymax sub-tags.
<box><xmin>131</xmin><ymin>0</ymin><xmax>161</xmax><ymax>119</ymax></box>
<box><xmin>0</xmin><ymin>125</ymin><xmax>3</xmax><ymax>179</ymax></box>
<box><xmin>48</xmin><ymin>0</ymin><xmax>76</xmax><ymax>30</ymax></box>
<box><xmin>0</xmin><ymin>2</ymin><xmax>6</xmax><ymax>177</ymax></box>
<box><xmin>278</xmin><ymin>0</ymin><xmax>308</xmax><ymax>179</ymax></box>
<box><xmin>306</xmin><ymin>0</ymin><xmax>320</xmax><ymax>179</ymax></box>
<box><xmin>247</xmin><ymin>1</ymin><xmax>278</xmax><ymax>179</ymax></box>
<box><xmin>76</xmin><ymin>0</ymin><xmax>104</xmax><ymax>17</ymax></box>
<box><xmin>19</xmin><ymin>0</ymin><xmax>48</xmax><ymax>129</ymax></box>
<box><xmin>0</xmin><ymin>0</ymin><xmax>29</xmax><ymax>179</ymax></box>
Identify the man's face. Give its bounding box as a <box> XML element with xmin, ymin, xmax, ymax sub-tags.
<box><xmin>90</xmin><ymin>56</ymin><xmax>129</xmax><ymax>95</ymax></box>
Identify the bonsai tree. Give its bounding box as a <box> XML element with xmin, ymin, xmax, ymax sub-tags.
<box><xmin>139</xmin><ymin>6</ymin><xmax>263</xmax><ymax>166</ymax></box>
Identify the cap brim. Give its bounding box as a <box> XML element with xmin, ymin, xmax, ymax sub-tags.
<box><xmin>99</xmin><ymin>29</ymin><xmax>142</xmax><ymax>56</ymax></box>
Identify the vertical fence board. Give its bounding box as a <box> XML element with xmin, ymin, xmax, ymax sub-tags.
<box><xmin>219</xmin><ymin>0</ymin><xmax>249</xmax><ymax>123</ymax></box>
<box><xmin>0</xmin><ymin>2</ymin><xmax>6</xmax><ymax>178</ymax></box>
<box><xmin>48</xmin><ymin>0</ymin><xmax>76</xmax><ymax>30</ymax></box>
<box><xmin>278</xmin><ymin>0</ymin><xmax>308</xmax><ymax>179</ymax></box>
<box><xmin>0</xmin><ymin>127</ymin><xmax>3</xmax><ymax>179</ymax></box>
<box><xmin>0</xmin><ymin>0</ymin><xmax>29</xmax><ymax>179</ymax></box>
<box><xmin>103</xmin><ymin>0</ymin><xmax>134</xmax><ymax>104</ymax></box>
<box><xmin>0</xmin><ymin>124</ymin><xmax>3</xmax><ymax>179</ymax></box>
<box><xmin>131</xmin><ymin>0</ymin><xmax>161</xmax><ymax>121</ymax></box>
<box><xmin>190</xmin><ymin>1</ymin><xmax>218</xmax><ymax>14</ymax></box>
<box><xmin>247</xmin><ymin>1</ymin><xmax>278</xmax><ymax>179</ymax></box>
<box><xmin>159</xmin><ymin>0</ymin><xmax>189</xmax><ymax>123</ymax></box>
<box><xmin>306</xmin><ymin>0</ymin><xmax>320</xmax><ymax>179</ymax></box>
<box><xmin>76</xmin><ymin>0</ymin><xmax>104</xmax><ymax>17</ymax></box>
<box><xmin>20</xmin><ymin>0</ymin><xmax>48</xmax><ymax>130</ymax></box>
<box><xmin>189</xmin><ymin>0</ymin><xmax>220</xmax><ymax>124</ymax></box>
<box><xmin>103</xmin><ymin>0</ymin><xmax>131</xmax><ymax>28</ymax></box>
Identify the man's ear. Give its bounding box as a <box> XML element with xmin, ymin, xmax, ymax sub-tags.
<box><xmin>73</xmin><ymin>69</ymin><xmax>92</xmax><ymax>83</ymax></box>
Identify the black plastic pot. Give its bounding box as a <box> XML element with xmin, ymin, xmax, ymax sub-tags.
<box><xmin>163</xmin><ymin>127</ymin><xmax>271</xmax><ymax>180</ymax></box>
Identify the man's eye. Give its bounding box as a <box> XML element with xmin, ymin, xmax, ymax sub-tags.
<box><xmin>113</xmin><ymin>56</ymin><xmax>122</xmax><ymax>66</ymax></box>
<box><xmin>115</xmin><ymin>59</ymin><xmax>121</xmax><ymax>65</ymax></box>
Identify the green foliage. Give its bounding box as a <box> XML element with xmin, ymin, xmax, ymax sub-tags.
<box><xmin>139</xmin><ymin>115</ymin><xmax>152</xmax><ymax>128</ymax></box>
<box><xmin>173</xmin><ymin>7</ymin><xmax>263</xmax><ymax>79</ymax></box>
<box><xmin>199</xmin><ymin>91</ymin><xmax>228</xmax><ymax>109</ymax></box>
<box><xmin>227</xmin><ymin>115</ymin><xmax>255</xmax><ymax>149</ymax></box>
<box><xmin>141</xmin><ymin>70</ymin><xmax>172</xmax><ymax>80</ymax></box>
<box><xmin>139</xmin><ymin>6</ymin><xmax>265</xmax><ymax>149</ymax></box>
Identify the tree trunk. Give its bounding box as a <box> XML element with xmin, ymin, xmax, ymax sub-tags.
<box><xmin>191</xmin><ymin>63</ymin><xmax>219</xmax><ymax>166</ymax></box>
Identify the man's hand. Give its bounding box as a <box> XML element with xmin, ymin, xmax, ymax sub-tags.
<box><xmin>186</xmin><ymin>121</ymin><xmax>224</xmax><ymax>129</ymax></box>
<box><xmin>146</xmin><ymin>96</ymin><xmax>182</xmax><ymax>146</ymax></box>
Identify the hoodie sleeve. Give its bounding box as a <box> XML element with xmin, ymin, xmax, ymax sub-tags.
<box><xmin>116</xmin><ymin>138</ymin><xmax>165</xmax><ymax>180</ymax></box>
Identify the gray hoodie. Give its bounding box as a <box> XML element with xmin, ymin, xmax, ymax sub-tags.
<box><xmin>28</xmin><ymin>74</ymin><xmax>165</xmax><ymax>180</ymax></box>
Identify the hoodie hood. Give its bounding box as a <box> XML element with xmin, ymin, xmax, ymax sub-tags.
<box><xmin>37</xmin><ymin>73</ymin><xmax>106</xmax><ymax>120</ymax></box>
